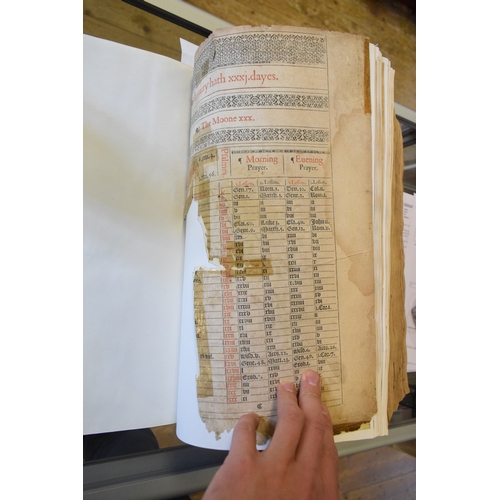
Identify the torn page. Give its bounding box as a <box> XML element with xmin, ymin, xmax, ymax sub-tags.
<box><xmin>178</xmin><ymin>26</ymin><xmax>378</xmax><ymax>446</ymax></box>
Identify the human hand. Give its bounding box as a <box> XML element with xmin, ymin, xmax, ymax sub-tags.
<box><xmin>203</xmin><ymin>370</ymin><xmax>339</xmax><ymax>500</ymax></box>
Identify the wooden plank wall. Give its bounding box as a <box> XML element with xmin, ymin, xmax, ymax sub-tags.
<box><xmin>185</xmin><ymin>0</ymin><xmax>416</xmax><ymax>111</ymax></box>
<box><xmin>83</xmin><ymin>0</ymin><xmax>207</xmax><ymax>61</ymax></box>
<box><xmin>84</xmin><ymin>0</ymin><xmax>415</xmax><ymax>111</ymax></box>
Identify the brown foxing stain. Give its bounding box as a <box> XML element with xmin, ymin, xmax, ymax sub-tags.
<box><xmin>193</xmin><ymin>271</ymin><xmax>214</xmax><ymax>398</ymax></box>
<box><xmin>347</xmin><ymin>252</ymin><xmax>375</xmax><ymax>297</ymax></box>
<box><xmin>187</xmin><ymin>144</ymin><xmax>220</xmax><ymax>260</ymax></box>
<box><xmin>333</xmin><ymin>421</ymin><xmax>370</xmax><ymax>435</ymax></box>
<box><xmin>184</xmin><ymin>143</ymin><xmax>218</xmax><ymax>217</ymax></box>
<box><xmin>189</xmin><ymin>136</ymin><xmax>275</xmax><ymax>431</ymax></box>
<box><xmin>201</xmin><ymin>414</ymin><xmax>276</xmax><ymax>443</ymax></box>
<box><xmin>184</xmin><ymin>118</ymin><xmax>214</xmax><ymax>211</ymax></box>
<box><xmin>256</xmin><ymin>416</ymin><xmax>276</xmax><ymax>444</ymax></box>
<box><xmin>221</xmin><ymin>241</ymin><xmax>273</xmax><ymax>278</ymax></box>
<box><xmin>192</xmin><ymin>240</ymin><xmax>272</xmax><ymax>400</ymax></box>
<box><xmin>364</xmin><ymin>37</ymin><xmax>372</xmax><ymax>115</ymax></box>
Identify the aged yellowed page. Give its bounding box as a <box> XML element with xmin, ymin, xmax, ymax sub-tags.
<box><xmin>185</xmin><ymin>26</ymin><xmax>377</xmax><ymax>441</ymax></box>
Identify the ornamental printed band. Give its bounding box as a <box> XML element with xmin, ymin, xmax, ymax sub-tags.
<box><xmin>193</xmin><ymin>32</ymin><xmax>327</xmax><ymax>88</ymax></box>
<box><xmin>191</xmin><ymin>93</ymin><xmax>329</xmax><ymax>124</ymax></box>
<box><xmin>191</xmin><ymin>127</ymin><xmax>330</xmax><ymax>155</ymax></box>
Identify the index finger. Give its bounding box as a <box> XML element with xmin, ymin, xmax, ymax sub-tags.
<box><xmin>267</xmin><ymin>381</ymin><xmax>304</xmax><ymax>460</ymax></box>
<box><xmin>295</xmin><ymin>370</ymin><xmax>326</xmax><ymax>464</ymax></box>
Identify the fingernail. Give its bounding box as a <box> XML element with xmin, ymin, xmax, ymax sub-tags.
<box><xmin>281</xmin><ymin>381</ymin><xmax>296</xmax><ymax>393</ymax></box>
<box><xmin>302</xmin><ymin>370</ymin><xmax>319</xmax><ymax>386</ymax></box>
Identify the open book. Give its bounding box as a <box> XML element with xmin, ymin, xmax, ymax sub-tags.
<box><xmin>83</xmin><ymin>25</ymin><xmax>409</xmax><ymax>450</ymax></box>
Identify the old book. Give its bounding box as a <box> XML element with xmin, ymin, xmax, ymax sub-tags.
<box><xmin>83</xmin><ymin>25</ymin><xmax>408</xmax><ymax>450</ymax></box>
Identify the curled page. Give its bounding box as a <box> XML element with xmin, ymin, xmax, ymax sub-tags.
<box><xmin>179</xmin><ymin>26</ymin><xmax>379</xmax><ymax>446</ymax></box>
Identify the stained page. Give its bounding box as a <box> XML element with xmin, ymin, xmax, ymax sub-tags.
<box><xmin>177</xmin><ymin>26</ymin><xmax>377</xmax><ymax>447</ymax></box>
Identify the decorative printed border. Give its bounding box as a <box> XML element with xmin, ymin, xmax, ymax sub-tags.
<box><xmin>231</xmin><ymin>149</ymin><xmax>329</xmax><ymax>155</ymax></box>
<box><xmin>193</xmin><ymin>33</ymin><xmax>327</xmax><ymax>88</ymax></box>
<box><xmin>192</xmin><ymin>93</ymin><xmax>329</xmax><ymax>123</ymax></box>
<box><xmin>191</xmin><ymin>127</ymin><xmax>329</xmax><ymax>154</ymax></box>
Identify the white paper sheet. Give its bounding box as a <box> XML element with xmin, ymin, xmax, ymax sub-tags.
<box><xmin>402</xmin><ymin>192</ymin><xmax>416</xmax><ymax>372</ymax></box>
<box><xmin>83</xmin><ymin>34</ymin><xmax>193</xmax><ymax>434</ymax></box>
<box><xmin>175</xmin><ymin>200</ymin><xmax>237</xmax><ymax>449</ymax></box>
<box><xmin>180</xmin><ymin>38</ymin><xmax>198</xmax><ymax>67</ymax></box>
